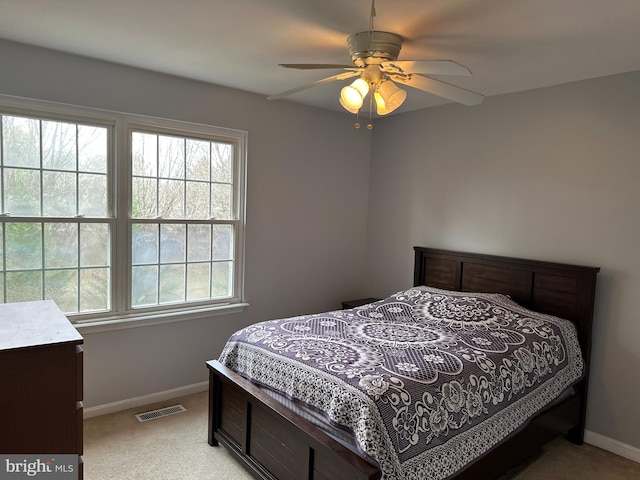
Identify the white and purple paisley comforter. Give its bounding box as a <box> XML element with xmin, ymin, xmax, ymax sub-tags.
<box><xmin>219</xmin><ymin>286</ymin><xmax>584</xmax><ymax>480</ymax></box>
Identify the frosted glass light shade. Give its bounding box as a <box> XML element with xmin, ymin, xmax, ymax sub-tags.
<box><xmin>374</xmin><ymin>80</ymin><xmax>407</xmax><ymax>115</ymax></box>
<box><xmin>339</xmin><ymin>97</ymin><xmax>359</xmax><ymax>114</ymax></box>
<box><xmin>340</xmin><ymin>78</ymin><xmax>370</xmax><ymax>110</ymax></box>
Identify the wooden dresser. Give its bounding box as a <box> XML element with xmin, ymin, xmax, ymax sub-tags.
<box><xmin>0</xmin><ymin>300</ymin><xmax>84</xmax><ymax>479</ymax></box>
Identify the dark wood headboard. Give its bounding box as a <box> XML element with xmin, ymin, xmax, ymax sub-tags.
<box><xmin>413</xmin><ymin>246</ymin><xmax>600</xmax><ymax>447</ymax></box>
<box><xmin>413</xmin><ymin>247</ymin><xmax>600</xmax><ymax>359</ymax></box>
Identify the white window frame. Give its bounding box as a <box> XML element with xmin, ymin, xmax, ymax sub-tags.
<box><xmin>0</xmin><ymin>95</ymin><xmax>247</xmax><ymax>331</ymax></box>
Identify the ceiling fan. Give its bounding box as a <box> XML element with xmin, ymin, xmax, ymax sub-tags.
<box><xmin>267</xmin><ymin>0</ymin><xmax>484</xmax><ymax>126</ymax></box>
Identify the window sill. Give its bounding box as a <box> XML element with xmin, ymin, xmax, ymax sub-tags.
<box><xmin>74</xmin><ymin>302</ymin><xmax>250</xmax><ymax>334</ymax></box>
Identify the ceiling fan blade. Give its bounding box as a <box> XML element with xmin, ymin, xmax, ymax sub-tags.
<box><xmin>279</xmin><ymin>64</ymin><xmax>354</xmax><ymax>70</ymax></box>
<box><xmin>392</xmin><ymin>74</ymin><xmax>484</xmax><ymax>106</ymax></box>
<box><xmin>381</xmin><ymin>60</ymin><xmax>472</xmax><ymax>76</ymax></box>
<box><xmin>267</xmin><ymin>71</ymin><xmax>361</xmax><ymax>100</ymax></box>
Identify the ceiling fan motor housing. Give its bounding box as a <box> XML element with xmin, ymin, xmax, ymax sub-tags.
<box><xmin>348</xmin><ymin>31</ymin><xmax>403</xmax><ymax>67</ymax></box>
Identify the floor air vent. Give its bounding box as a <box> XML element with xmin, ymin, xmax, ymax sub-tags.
<box><xmin>135</xmin><ymin>404</ymin><xmax>186</xmax><ymax>422</ymax></box>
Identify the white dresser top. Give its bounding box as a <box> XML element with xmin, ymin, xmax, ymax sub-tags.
<box><xmin>0</xmin><ymin>300</ymin><xmax>83</xmax><ymax>351</ymax></box>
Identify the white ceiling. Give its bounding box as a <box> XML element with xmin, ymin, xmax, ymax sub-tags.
<box><xmin>1</xmin><ymin>0</ymin><xmax>639</xmax><ymax>116</ymax></box>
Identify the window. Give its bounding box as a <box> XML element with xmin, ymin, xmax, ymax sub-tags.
<box><xmin>0</xmin><ymin>101</ymin><xmax>246</xmax><ymax>325</ymax></box>
<box><xmin>129</xmin><ymin>128</ymin><xmax>240</xmax><ymax>309</ymax></box>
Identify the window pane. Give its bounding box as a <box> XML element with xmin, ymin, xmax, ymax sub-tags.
<box><xmin>211</xmin><ymin>143</ymin><xmax>233</xmax><ymax>183</ymax></box>
<box><xmin>131</xmin><ymin>132</ymin><xmax>157</xmax><ymax>177</ymax></box>
<box><xmin>212</xmin><ymin>261</ymin><xmax>233</xmax><ymax>298</ymax></box>
<box><xmin>132</xmin><ymin>224</ymin><xmax>158</xmax><ymax>265</ymax></box>
<box><xmin>5</xmin><ymin>222</ymin><xmax>42</xmax><ymax>270</ymax></box>
<box><xmin>211</xmin><ymin>183</ymin><xmax>232</xmax><ymax>219</ymax></box>
<box><xmin>187</xmin><ymin>224</ymin><xmax>211</xmax><ymax>262</ymax></box>
<box><xmin>43</xmin><ymin>171</ymin><xmax>76</xmax><ymax>216</ymax></box>
<box><xmin>79</xmin><ymin>173</ymin><xmax>108</xmax><ymax>216</ymax></box>
<box><xmin>186</xmin><ymin>139</ymin><xmax>210</xmax><ymax>181</ymax></box>
<box><xmin>158</xmin><ymin>135</ymin><xmax>184</xmax><ymax>179</ymax></box>
<box><xmin>185</xmin><ymin>181</ymin><xmax>209</xmax><ymax>218</ymax></box>
<box><xmin>132</xmin><ymin>265</ymin><xmax>158</xmax><ymax>306</ymax></box>
<box><xmin>44</xmin><ymin>223</ymin><xmax>78</xmax><ymax>268</ymax></box>
<box><xmin>45</xmin><ymin>269</ymin><xmax>78</xmax><ymax>313</ymax></box>
<box><xmin>78</xmin><ymin>125</ymin><xmax>107</xmax><ymax>173</ymax></box>
<box><xmin>80</xmin><ymin>267</ymin><xmax>110</xmax><ymax>311</ymax></box>
<box><xmin>6</xmin><ymin>271</ymin><xmax>42</xmax><ymax>302</ymax></box>
<box><xmin>4</xmin><ymin>168</ymin><xmax>41</xmax><ymax>215</ymax></box>
<box><xmin>158</xmin><ymin>179</ymin><xmax>184</xmax><ymax>218</ymax></box>
<box><xmin>132</xmin><ymin>177</ymin><xmax>157</xmax><ymax>218</ymax></box>
<box><xmin>212</xmin><ymin>225</ymin><xmax>233</xmax><ymax>260</ymax></box>
<box><xmin>186</xmin><ymin>263</ymin><xmax>210</xmax><ymax>301</ymax></box>
<box><xmin>80</xmin><ymin>223</ymin><xmax>110</xmax><ymax>267</ymax></box>
<box><xmin>2</xmin><ymin>116</ymin><xmax>40</xmax><ymax>168</ymax></box>
<box><xmin>42</xmin><ymin>120</ymin><xmax>76</xmax><ymax>171</ymax></box>
<box><xmin>160</xmin><ymin>224</ymin><xmax>185</xmax><ymax>263</ymax></box>
<box><xmin>159</xmin><ymin>264</ymin><xmax>185</xmax><ymax>304</ymax></box>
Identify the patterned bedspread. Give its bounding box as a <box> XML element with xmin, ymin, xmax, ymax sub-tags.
<box><xmin>219</xmin><ymin>286</ymin><xmax>584</xmax><ymax>480</ymax></box>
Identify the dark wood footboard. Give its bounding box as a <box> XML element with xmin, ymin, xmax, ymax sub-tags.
<box><xmin>208</xmin><ymin>358</ymin><xmax>583</xmax><ymax>480</ymax></box>
<box><xmin>208</xmin><ymin>359</ymin><xmax>381</xmax><ymax>480</ymax></box>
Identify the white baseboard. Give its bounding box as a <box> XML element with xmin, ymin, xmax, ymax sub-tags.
<box><xmin>585</xmin><ymin>429</ymin><xmax>640</xmax><ymax>464</ymax></box>
<box><xmin>83</xmin><ymin>381</ymin><xmax>209</xmax><ymax>419</ymax></box>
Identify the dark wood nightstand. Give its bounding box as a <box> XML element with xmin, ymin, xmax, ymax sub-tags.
<box><xmin>341</xmin><ymin>298</ymin><xmax>381</xmax><ymax>309</ymax></box>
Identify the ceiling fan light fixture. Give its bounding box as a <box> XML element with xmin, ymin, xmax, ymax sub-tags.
<box><xmin>374</xmin><ymin>80</ymin><xmax>407</xmax><ymax>115</ymax></box>
<box><xmin>340</xmin><ymin>77</ymin><xmax>370</xmax><ymax>110</ymax></box>
<box><xmin>268</xmin><ymin>0</ymin><xmax>484</xmax><ymax>124</ymax></box>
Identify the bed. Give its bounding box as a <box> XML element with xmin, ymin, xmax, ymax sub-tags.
<box><xmin>207</xmin><ymin>247</ymin><xmax>599</xmax><ymax>480</ymax></box>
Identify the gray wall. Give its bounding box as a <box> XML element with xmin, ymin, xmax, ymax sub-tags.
<box><xmin>0</xmin><ymin>40</ymin><xmax>372</xmax><ymax>407</ymax></box>
<box><xmin>365</xmin><ymin>71</ymin><xmax>640</xmax><ymax>450</ymax></box>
